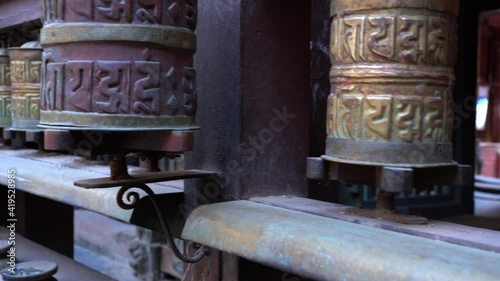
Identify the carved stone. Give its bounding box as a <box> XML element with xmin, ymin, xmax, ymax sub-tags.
<box><xmin>9</xmin><ymin>47</ymin><xmax>42</xmax><ymax>129</ymax></box>
<box><xmin>40</xmin><ymin>0</ymin><xmax>198</xmax><ymax>130</ymax></box>
<box><xmin>0</xmin><ymin>49</ymin><xmax>11</xmax><ymax>127</ymax></box>
<box><xmin>325</xmin><ymin>0</ymin><xmax>459</xmax><ymax>167</ymax></box>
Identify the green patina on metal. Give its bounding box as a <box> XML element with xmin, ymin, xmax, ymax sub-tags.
<box><xmin>182</xmin><ymin>200</ymin><xmax>500</xmax><ymax>281</ymax></box>
<box><xmin>325</xmin><ymin>0</ymin><xmax>459</xmax><ymax>167</ymax></box>
<box><xmin>40</xmin><ymin>24</ymin><xmax>197</xmax><ymax>51</ymax></box>
<box><xmin>39</xmin><ymin>111</ymin><xmax>198</xmax><ymax>131</ymax></box>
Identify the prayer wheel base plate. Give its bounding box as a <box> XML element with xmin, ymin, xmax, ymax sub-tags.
<box><xmin>43</xmin><ymin>129</ymin><xmax>194</xmax><ymax>154</ymax></box>
<box><xmin>321</xmin><ymin>155</ymin><xmax>457</xmax><ymax>168</ymax></box>
<box><xmin>38</xmin><ymin>116</ymin><xmax>200</xmax><ymax>132</ymax></box>
<box><xmin>307</xmin><ymin>157</ymin><xmax>472</xmax><ymax>190</ymax></box>
<box><xmin>324</xmin><ymin>139</ymin><xmax>456</xmax><ymax>168</ymax></box>
<box><xmin>307</xmin><ymin>158</ymin><xmax>472</xmax><ymax>225</ymax></box>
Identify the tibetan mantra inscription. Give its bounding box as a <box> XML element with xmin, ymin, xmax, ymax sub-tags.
<box><xmin>325</xmin><ymin>0</ymin><xmax>458</xmax><ymax>167</ymax></box>
<box><xmin>42</xmin><ymin>60</ymin><xmax>196</xmax><ymax>116</ymax></box>
<box><xmin>40</xmin><ymin>0</ymin><xmax>198</xmax><ymax>130</ymax></box>
<box><xmin>41</xmin><ymin>0</ymin><xmax>197</xmax><ymax>29</ymax></box>
<box><xmin>9</xmin><ymin>48</ymin><xmax>42</xmax><ymax>129</ymax></box>
<box><xmin>330</xmin><ymin>13</ymin><xmax>454</xmax><ymax>66</ymax></box>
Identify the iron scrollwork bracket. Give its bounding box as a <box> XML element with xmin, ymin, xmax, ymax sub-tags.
<box><xmin>74</xmin><ymin>169</ymin><xmax>222</xmax><ymax>264</ymax></box>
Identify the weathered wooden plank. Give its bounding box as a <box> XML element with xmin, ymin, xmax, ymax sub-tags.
<box><xmin>0</xmin><ymin>228</ymin><xmax>115</xmax><ymax>281</ymax></box>
<box><xmin>0</xmin><ymin>0</ymin><xmax>41</xmax><ymax>32</ymax></box>
<box><xmin>0</xmin><ymin>149</ymin><xmax>185</xmax><ymax>236</ymax></box>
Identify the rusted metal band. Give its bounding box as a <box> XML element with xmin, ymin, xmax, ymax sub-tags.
<box><xmin>9</xmin><ymin>120</ymin><xmax>40</xmax><ymax>129</ymax></box>
<box><xmin>330</xmin><ymin>0</ymin><xmax>459</xmax><ymax>16</ymax></box>
<box><xmin>41</xmin><ymin>24</ymin><xmax>197</xmax><ymax>51</ymax></box>
<box><xmin>12</xmin><ymin>115</ymin><xmax>40</xmax><ymax>129</ymax></box>
<box><xmin>40</xmin><ymin>111</ymin><xmax>198</xmax><ymax>131</ymax></box>
<box><xmin>323</xmin><ymin>138</ymin><xmax>455</xmax><ymax>167</ymax></box>
<box><xmin>330</xmin><ymin>65</ymin><xmax>455</xmax><ymax>85</ymax></box>
<box><xmin>11</xmin><ymin>84</ymin><xmax>40</xmax><ymax>91</ymax></box>
<box><xmin>8</xmin><ymin>48</ymin><xmax>43</xmax><ymax>60</ymax></box>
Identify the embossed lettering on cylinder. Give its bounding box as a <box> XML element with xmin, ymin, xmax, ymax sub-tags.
<box><xmin>40</xmin><ymin>0</ymin><xmax>198</xmax><ymax>130</ymax></box>
<box><xmin>325</xmin><ymin>0</ymin><xmax>458</xmax><ymax>167</ymax></box>
<box><xmin>0</xmin><ymin>50</ymin><xmax>11</xmax><ymax>127</ymax></box>
<box><xmin>42</xmin><ymin>0</ymin><xmax>197</xmax><ymax>29</ymax></box>
<box><xmin>9</xmin><ymin>47</ymin><xmax>42</xmax><ymax>129</ymax></box>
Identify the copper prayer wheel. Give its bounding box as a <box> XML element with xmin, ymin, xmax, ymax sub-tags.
<box><xmin>39</xmin><ymin>0</ymin><xmax>198</xmax><ymax>131</ymax></box>
<box><xmin>0</xmin><ymin>48</ymin><xmax>11</xmax><ymax>127</ymax></box>
<box><xmin>325</xmin><ymin>0</ymin><xmax>459</xmax><ymax>167</ymax></box>
<box><xmin>9</xmin><ymin>44</ymin><xmax>43</xmax><ymax>129</ymax></box>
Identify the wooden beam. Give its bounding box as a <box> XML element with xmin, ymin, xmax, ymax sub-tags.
<box><xmin>0</xmin><ymin>149</ymin><xmax>186</xmax><ymax>236</ymax></box>
<box><xmin>0</xmin><ymin>0</ymin><xmax>41</xmax><ymax>32</ymax></box>
<box><xmin>0</xmin><ymin>228</ymin><xmax>114</xmax><ymax>281</ymax></box>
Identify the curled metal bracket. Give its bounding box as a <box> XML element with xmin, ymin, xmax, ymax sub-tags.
<box><xmin>117</xmin><ymin>183</ymin><xmax>209</xmax><ymax>263</ymax></box>
<box><xmin>74</xmin><ymin>168</ymin><xmax>222</xmax><ymax>264</ymax></box>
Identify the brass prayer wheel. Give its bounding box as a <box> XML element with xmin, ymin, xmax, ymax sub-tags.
<box><xmin>9</xmin><ymin>44</ymin><xmax>42</xmax><ymax>129</ymax></box>
<box><xmin>0</xmin><ymin>49</ymin><xmax>11</xmax><ymax>127</ymax></box>
<box><xmin>325</xmin><ymin>0</ymin><xmax>459</xmax><ymax>167</ymax></box>
<box><xmin>39</xmin><ymin>0</ymin><xmax>198</xmax><ymax>131</ymax></box>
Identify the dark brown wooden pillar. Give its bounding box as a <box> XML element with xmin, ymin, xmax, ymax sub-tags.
<box><xmin>184</xmin><ymin>0</ymin><xmax>311</xmax><ymax>279</ymax></box>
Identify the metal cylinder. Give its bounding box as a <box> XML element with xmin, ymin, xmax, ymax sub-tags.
<box><xmin>325</xmin><ymin>0</ymin><xmax>459</xmax><ymax>167</ymax></box>
<box><xmin>9</xmin><ymin>45</ymin><xmax>43</xmax><ymax>129</ymax></box>
<box><xmin>39</xmin><ymin>0</ymin><xmax>198</xmax><ymax>131</ymax></box>
<box><xmin>0</xmin><ymin>48</ymin><xmax>11</xmax><ymax>127</ymax></box>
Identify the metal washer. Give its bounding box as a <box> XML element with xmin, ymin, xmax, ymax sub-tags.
<box><xmin>1</xmin><ymin>260</ymin><xmax>58</xmax><ymax>281</ymax></box>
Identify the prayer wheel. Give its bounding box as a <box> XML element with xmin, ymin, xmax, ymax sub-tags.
<box><xmin>325</xmin><ymin>0</ymin><xmax>459</xmax><ymax>167</ymax></box>
<box><xmin>39</xmin><ymin>0</ymin><xmax>198</xmax><ymax>131</ymax></box>
<box><xmin>9</xmin><ymin>43</ymin><xmax>43</xmax><ymax>129</ymax></box>
<box><xmin>0</xmin><ymin>48</ymin><xmax>11</xmax><ymax>127</ymax></box>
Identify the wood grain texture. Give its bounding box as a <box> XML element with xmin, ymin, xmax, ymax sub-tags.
<box><xmin>0</xmin><ymin>0</ymin><xmax>41</xmax><ymax>31</ymax></box>
<box><xmin>0</xmin><ymin>227</ymin><xmax>114</xmax><ymax>281</ymax></box>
